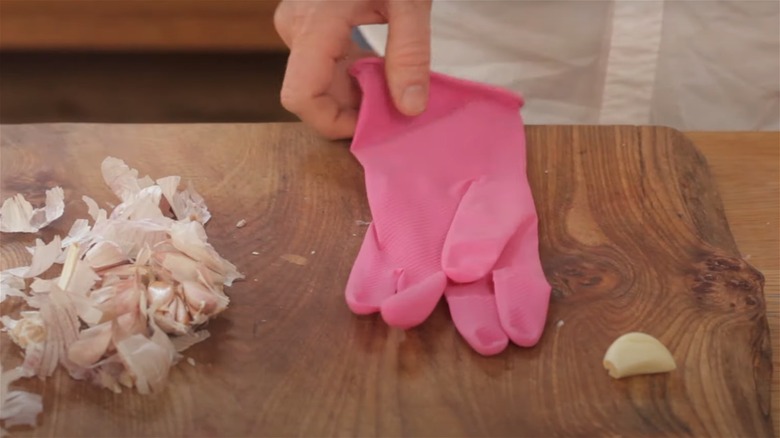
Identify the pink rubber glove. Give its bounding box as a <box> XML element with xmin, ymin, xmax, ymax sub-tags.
<box><xmin>345</xmin><ymin>57</ymin><xmax>551</xmax><ymax>354</ymax></box>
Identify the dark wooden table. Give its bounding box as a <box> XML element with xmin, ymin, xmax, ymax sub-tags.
<box><xmin>1</xmin><ymin>123</ymin><xmax>777</xmax><ymax>437</ymax></box>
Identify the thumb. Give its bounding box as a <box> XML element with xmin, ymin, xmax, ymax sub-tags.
<box><xmin>385</xmin><ymin>0</ymin><xmax>432</xmax><ymax>116</ymax></box>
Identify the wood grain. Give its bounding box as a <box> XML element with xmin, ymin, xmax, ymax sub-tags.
<box><xmin>0</xmin><ymin>0</ymin><xmax>285</xmax><ymax>51</ymax></box>
<box><xmin>685</xmin><ymin>131</ymin><xmax>780</xmax><ymax>437</ymax></box>
<box><xmin>0</xmin><ymin>123</ymin><xmax>774</xmax><ymax>437</ymax></box>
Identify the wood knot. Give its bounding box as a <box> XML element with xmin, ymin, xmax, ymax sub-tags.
<box><xmin>688</xmin><ymin>252</ymin><xmax>765</xmax><ymax>314</ymax></box>
<box><xmin>705</xmin><ymin>256</ymin><xmax>742</xmax><ymax>272</ymax></box>
<box><xmin>548</xmin><ymin>253</ymin><xmax>631</xmax><ymax>299</ymax></box>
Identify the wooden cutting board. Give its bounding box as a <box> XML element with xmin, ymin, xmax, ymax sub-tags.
<box><xmin>0</xmin><ymin>123</ymin><xmax>773</xmax><ymax>437</ymax></box>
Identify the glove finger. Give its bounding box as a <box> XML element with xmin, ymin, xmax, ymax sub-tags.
<box><xmin>442</xmin><ymin>176</ymin><xmax>527</xmax><ymax>284</ymax></box>
<box><xmin>345</xmin><ymin>223</ymin><xmax>399</xmax><ymax>314</ymax></box>
<box><xmin>493</xmin><ymin>228</ymin><xmax>551</xmax><ymax>347</ymax></box>
<box><xmin>444</xmin><ymin>279</ymin><xmax>509</xmax><ymax>356</ymax></box>
<box><xmin>380</xmin><ymin>270</ymin><xmax>447</xmax><ymax>329</ymax></box>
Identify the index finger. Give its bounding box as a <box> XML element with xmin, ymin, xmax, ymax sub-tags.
<box><xmin>281</xmin><ymin>14</ymin><xmax>358</xmax><ymax>139</ymax></box>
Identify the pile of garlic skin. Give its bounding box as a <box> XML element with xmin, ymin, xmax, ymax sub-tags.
<box><xmin>0</xmin><ymin>157</ymin><xmax>243</xmax><ymax>432</ymax></box>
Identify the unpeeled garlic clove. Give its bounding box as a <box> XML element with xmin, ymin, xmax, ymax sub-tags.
<box><xmin>155</xmin><ymin>295</ymin><xmax>190</xmax><ymax>328</ymax></box>
<box><xmin>603</xmin><ymin>332</ymin><xmax>676</xmax><ymax>379</ymax></box>
<box><xmin>146</xmin><ymin>281</ymin><xmax>175</xmax><ymax>309</ymax></box>
<box><xmin>180</xmin><ymin>281</ymin><xmax>221</xmax><ymax>316</ymax></box>
<box><xmin>68</xmin><ymin>322</ymin><xmax>113</xmax><ymax>367</ymax></box>
<box><xmin>153</xmin><ymin>311</ymin><xmax>189</xmax><ymax>336</ymax></box>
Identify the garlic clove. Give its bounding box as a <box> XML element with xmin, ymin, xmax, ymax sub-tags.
<box><xmin>68</xmin><ymin>322</ymin><xmax>113</xmax><ymax>367</ymax></box>
<box><xmin>146</xmin><ymin>281</ymin><xmax>175</xmax><ymax>310</ymax></box>
<box><xmin>169</xmin><ymin>221</ymin><xmax>242</xmax><ymax>285</ymax></box>
<box><xmin>153</xmin><ymin>312</ymin><xmax>189</xmax><ymax>336</ymax></box>
<box><xmin>98</xmin><ymin>279</ymin><xmax>143</xmax><ymax>318</ymax></box>
<box><xmin>603</xmin><ymin>332</ymin><xmax>677</xmax><ymax>379</ymax></box>
<box><xmin>180</xmin><ymin>281</ymin><xmax>223</xmax><ymax>316</ymax></box>
<box><xmin>152</xmin><ymin>296</ymin><xmax>191</xmax><ymax>334</ymax></box>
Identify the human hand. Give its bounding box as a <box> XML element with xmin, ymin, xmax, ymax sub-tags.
<box><xmin>274</xmin><ymin>0</ymin><xmax>433</xmax><ymax>139</ymax></box>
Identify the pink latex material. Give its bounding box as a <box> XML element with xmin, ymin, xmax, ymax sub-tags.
<box><xmin>345</xmin><ymin>57</ymin><xmax>551</xmax><ymax>355</ymax></box>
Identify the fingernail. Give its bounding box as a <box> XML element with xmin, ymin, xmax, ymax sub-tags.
<box><xmin>401</xmin><ymin>85</ymin><xmax>427</xmax><ymax>115</ymax></box>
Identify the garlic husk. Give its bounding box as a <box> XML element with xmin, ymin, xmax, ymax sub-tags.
<box><xmin>67</xmin><ymin>262</ymin><xmax>101</xmax><ymax>296</ymax></box>
<box><xmin>5</xmin><ymin>236</ymin><xmax>63</xmax><ymax>279</ymax></box>
<box><xmin>101</xmin><ymin>156</ymin><xmax>155</xmax><ymax>203</ymax></box>
<box><xmin>84</xmin><ymin>241</ymin><xmax>128</xmax><ymax>270</ymax></box>
<box><xmin>157</xmin><ymin>251</ymin><xmax>225</xmax><ymax>286</ymax></box>
<box><xmin>0</xmin><ymin>156</ymin><xmax>242</xmax><ymax>407</ymax></box>
<box><xmin>37</xmin><ymin>285</ymin><xmax>81</xmax><ymax>377</ymax></box>
<box><xmin>169</xmin><ymin>221</ymin><xmax>243</xmax><ymax>285</ymax></box>
<box><xmin>0</xmin><ymin>186</ymin><xmax>65</xmax><ymax>233</ymax></box>
<box><xmin>99</xmin><ymin>219</ymin><xmax>169</xmax><ymax>260</ymax></box>
<box><xmin>82</xmin><ymin>195</ymin><xmax>106</xmax><ymax>223</ymax></box>
<box><xmin>60</xmin><ymin>219</ymin><xmax>93</xmax><ymax>255</ymax></box>
<box><xmin>0</xmin><ymin>271</ymin><xmax>26</xmax><ymax>304</ymax></box>
<box><xmin>0</xmin><ymin>363</ymin><xmax>42</xmax><ymax>430</ymax></box>
<box><xmin>114</xmin><ymin>328</ymin><xmax>175</xmax><ymax>395</ymax></box>
<box><xmin>169</xmin><ymin>330</ymin><xmax>211</xmax><ymax>352</ymax></box>
<box><xmin>157</xmin><ymin>176</ymin><xmax>211</xmax><ymax>224</ymax></box>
